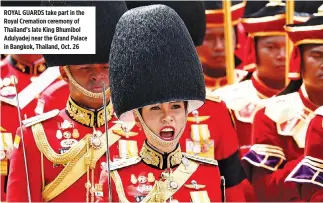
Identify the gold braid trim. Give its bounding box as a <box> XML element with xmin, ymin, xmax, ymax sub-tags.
<box><xmin>42</xmin><ymin>145</ymin><xmax>88</xmax><ymax>201</ymax></box>
<box><xmin>140</xmin><ymin>142</ymin><xmax>182</xmax><ymax>169</ymax></box>
<box><xmin>140</xmin><ymin>143</ymin><xmax>162</xmax><ymax>169</ymax></box>
<box><xmin>112</xmin><ymin>159</ymin><xmax>200</xmax><ymax>202</ymax></box>
<box><xmin>32</xmin><ymin>123</ymin><xmax>89</xmax><ymax>164</ymax></box>
<box><xmin>42</xmin><ymin>123</ymin><xmax>126</xmax><ymax>201</ymax></box>
<box><xmin>66</xmin><ymin>96</ymin><xmax>113</xmax><ymax>128</ymax></box>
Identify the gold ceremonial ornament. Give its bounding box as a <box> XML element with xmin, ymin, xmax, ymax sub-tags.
<box><xmin>90</xmin><ymin>127</ymin><xmax>103</xmax><ymax>149</ymax></box>
<box><xmin>131</xmin><ymin>174</ymin><xmax>138</xmax><ymax>184</ymax></box>
<box><xmin>148</xmin><ymin>172</ymin><xmax>155</xmax><ymax>183</ymax></box>
<box><xmin>185</xmin><ymin>180</ymin><xmax>206</xmax><ymax>190</ymax></box>
<box><xmin>72</xmin><ymin>129</ymin><xmax>80</xmax><ymax>139</ymax></box>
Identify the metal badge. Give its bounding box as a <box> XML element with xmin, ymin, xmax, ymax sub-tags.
<box><xmin>60</xmin><ymin>139</ymin><xmax>78</xmax><ymax>148</ymax></box>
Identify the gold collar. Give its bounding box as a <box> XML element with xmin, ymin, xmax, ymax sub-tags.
<box><xmin>140</xmin><ymin>141</ymin><xmax>182</xmax><ymax>170</ymax></box>
<box><xmin>66</xmin><ymin>97</ymin><xmax>113</xmax><ymax>128</ymax></box>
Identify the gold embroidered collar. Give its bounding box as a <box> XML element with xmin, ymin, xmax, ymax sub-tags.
<box><xmin>8</xmin><ymin>55</ymin><xmax>47</xmax><ymax>75</ymax></box>
<box><xmin>140</xmin><ymin>141</ymin><xmax>182</xmax><ymax>170</ymax></box>
<box><xmin>66</xmin><ymin>97</ymin><xmax>113</xmax><ymax>128</ymax></box>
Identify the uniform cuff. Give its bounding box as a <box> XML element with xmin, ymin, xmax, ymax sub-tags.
<box><xmin>242</xmin><ymin>144</ymin><xmax>286</xmax><ymax>171</ymax></box>
<box><xmin>286</xmin><ymin>156</ymin><xmax>323</xmax><ymax>187</ymax></box>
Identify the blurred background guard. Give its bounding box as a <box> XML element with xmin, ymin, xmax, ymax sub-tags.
<box><xmin>283</xmin><ymin>7</ymin><xmax>323</xmax><ymax>201</ymax></box>
<box><xmin>0</xmin><ymin>2</ymin><xmax>59</xmax><ymax>201</ymax></box>
<box><xmin>106</xmin><ymin>4</ymin><xmax>222</xmax><ymax>202</ymax></box>
<box><xmin>0</xmin><ymin>53</ymin><xmax>63</xmax><ymax>202</ymax></box>
<box><xmin>242</xmin><ymin>4</ymin><xmax>323</xmax><ymax>202</ymax></box>
<box><xmin>212</xmin><ymin>0</ymin><xmax>310</xmax><ymax>159</ymax></box>
<box><xmin>6</xmin><ymin>1</ymin><xmax>132</xmax><ymax>202</ymax></box>
<box><xmin>197</xmin><ymin>1</ymin><xmax>248</xmax><ymax>91</ymax></box>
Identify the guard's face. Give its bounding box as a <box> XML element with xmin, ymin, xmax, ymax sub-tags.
<box><xmin>69</xmin><ymin>64</ymin><xmax>109</xmax><ymax>93</ymax></box>
<box><xmin>302</xmin><ymin>44</ymin><xmax>323</xmax><ymax>89</ymax></box>
<box><xmin>141</xmin><ymin>101</ymin><xmax>186</xmax><ymax>144</ymax></box>
<box><xmin>256</xmin><ymin>36</ymin><xmax>286</xmax><ymax>81</ymax></box>
<box><xmin>196</xmin><ymin>27</ymin><xmax>236</xmax><ymax>70</ymax></box>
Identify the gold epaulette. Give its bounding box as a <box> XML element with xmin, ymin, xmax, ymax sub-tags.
<box><xmin>22</xmin><ymin>109</ymin><xmax>59</xmax><ymax>127</ymax></box>
<box><xmin>264</xmin><ymin>92</ymin><xmax>302</xmax><ymax>123</ymax></box>
<box><xmin>182</xmin><ymin>153</ymin><xmax>218</xmax><ymax>166</ymax></box>
<box><xmin>103</xmin><ymin>156</ymin><xmax>141</xmax><ymax>172</ymax></box>
<box><xmin>315</xmin><ymin>106</ymin><xmax>323</xmax><ymax>117</ymax></box>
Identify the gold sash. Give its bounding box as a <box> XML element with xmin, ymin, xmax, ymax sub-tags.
<box><xmin>112</xmin><ymin>159</ymin><xmax>199</xmax><ymax>203</ymax></box>
<box><xmin>31</xmin><ymin>122</ymin><xmax>132</xmax><ymax>201</ymax></box>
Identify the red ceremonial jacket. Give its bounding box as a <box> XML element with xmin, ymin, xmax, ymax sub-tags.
<box><xmin>181</xmin><ymin>94</ymin><xmax>253</xmax><ymax>202</ymax></box>
<box><xmin>285</xmin><ymin>106</ymin><xmax>323</xmax><ymax>201</ymax></box>
<box><xmin>6</xmin><ymin>97</ymin><xmax>139</xmax><ymax>202</ymax></box>
<box><xmin>242</xmin><ymin>85</ymin><xmax>318</xmax><ymax>201</ymax></box>
<box><xmin>99</xmin><ymin>141</ymin><xmax>222</xmax><ymax>202</ymax></box>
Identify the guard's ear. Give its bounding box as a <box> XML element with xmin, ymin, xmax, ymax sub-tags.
<box><xmin>133</xmin><ymin>110</ymin><xmax>142</xmax><ymax>129</ymax></box>
<box><xmin>59</xmin><ymin>66</ymin><xmax>69</xmax><ymax>82</ymax></box>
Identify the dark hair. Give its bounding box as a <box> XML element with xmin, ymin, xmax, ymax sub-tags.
<box><xmin>278</xmin><ymin>79</ymin><xmax>303</xmax><ymax>96</ymax></box>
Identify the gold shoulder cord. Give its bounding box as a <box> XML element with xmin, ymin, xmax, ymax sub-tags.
<box><xmin>41</xmin><ymin>123</ymin><xmax>124</xmax><ymax>202</ymax></box>
<box><xmin>42</xmin><ymin>145</ymin><xmax>88</xmax><ymax>201</ymax></box>
<box><xmin>31</xmin><ymin>123</ymin><xmax>89</xmax><ymax>164</ymax></box>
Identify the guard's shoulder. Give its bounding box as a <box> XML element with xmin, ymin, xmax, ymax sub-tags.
<box><xmin>0</xmin><ymin>96</ymin><xmax>17</xmax><ymax>106</ymax></box>
<box><xmin>182</xmin><ymin>153</ymin><xmax>218</xmax><ymax>166</ymax></box>
<box><xmin>22</xmin><ymin>109</ymin><xmax>60</xmax><ymax>127</ymax></box>
<box><xmin>206</xmin><ymin>93</ymin><xmax>222</xmax><ymax>103</ymax></box>
<box><xmin>212</xmin><ymin>80</ymin><xmax>255</xmax><ymax>111</ymax></box>
<box><xmin>213</xmin><ymin>79</ymin><xmax>252</xmax><ymax>95</ymax></box>
<box><xmin>109</xmin><ymin>156</ymin><xmax>142</xmax><ymax>171</ymax></box>
<box><xmin>264</xmin><ymin>93</ymin><xmax>302</xmax><ymax>123</ymax></box>
<box><xmin>266</xmin><ymin>92</ymin><xmax>299</xmax><ymax>107</ymax></box>
<box><xmin>42</xmin><ymin>79</ymin><xmax>68</xmax><ymax>96</ymax></box>
<box><xmin>315</xmin><ymin>106</ymin><xmax>323</xmax><ymax>117</ymax></box>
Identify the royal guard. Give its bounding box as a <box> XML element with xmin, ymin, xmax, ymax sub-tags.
<box><xmin>100</xmin><ymin>5</ymin><xmax>222</xmax><ymax>202</ymax></box>
<box><xmin>6</xmin><ymin>2</ymin><xmax>132</xmax><ymax>202</ymax></box>
<box><xmin>0</xmin><ymin>54</ymin><xmax>61</xmax><ymax>201</ymax></box>
<box><xmin>196</xmin><ymin>1</ymin><xmax>248</xmax><ymax>90</ymax></box>
<box><xmin>283</xmin><ymin>7</ymin><xmax>323</xmax><ymax>201</ymax></box>
<box><xmin>242</xmin><ymin>6</ymin><xmax>323</xmax><ymax>201</ymax></box>
<box><xmin>212</xmin><ymin>0</ymin><xmax>310</xmax><ymax>158</ymax></box>
<box><xmin>285</xmin><ymin>107</ymin><xmax>323</xmax><ymax>201</ymax></box>
<box><xmin>107</xmin><ymin>1</ymin><xmax>207</xmax><ymax>163</ymax></box>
